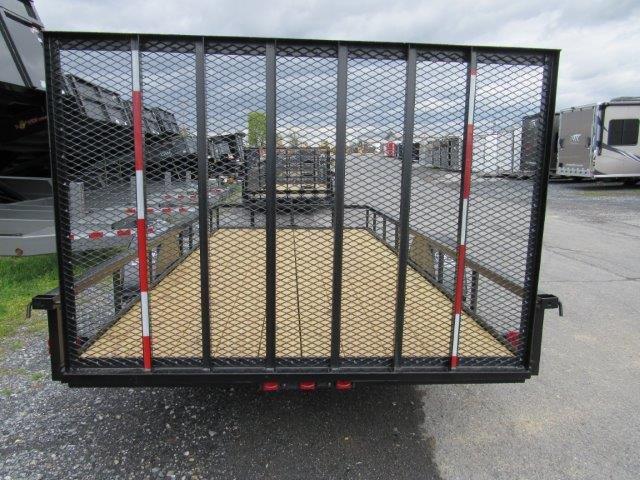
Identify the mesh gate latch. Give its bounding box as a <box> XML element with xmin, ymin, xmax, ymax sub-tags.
<box><xmin>537</xmin><ymin>294</ymin><xmax>563</xmax><ymax>316</ymax></box>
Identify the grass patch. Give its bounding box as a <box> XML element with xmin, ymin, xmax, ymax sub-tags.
<box><xmin>0</xmin><ymin>254</ymin><xmax>58</xmax><ymax>339</ymax></box>
<box><xmin>29</xmin><ymin>371</ymin><xmax>46</xmax><ymax>382</ymax></box>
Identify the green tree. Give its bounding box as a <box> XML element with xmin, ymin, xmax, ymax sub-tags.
<box><xmin>247</xmin><ymin>111</ymin><xmax>266</xmax><ymax>148</ymax></box>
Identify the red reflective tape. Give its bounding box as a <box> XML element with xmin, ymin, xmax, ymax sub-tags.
<box><xmin>136</xmin><ymin>218</ymin><xmax>149</xmax><ymax>291</ymax></box>
<box><xmin>450</xmin><ymin>355</ymin><xmax>459</xmax><ymax>368</ymax></box>
<box><xmin>161</xmin><ymin>207</ymin><xmax>172</xmax><ymax>214</ymax></box>
<box><xmin>88</xmin><ymin>231</ymin><xmax>104</xmax><ymax>239</ymax></box>
<box><xmin>68</xmin><ymin>233</ymin><xmax>75</xmax><ymax>240</ymax></box>
<box><xmin>142</xmin><ymin>336</ymin><xmax>152</xmax><ymax>370</ymax></box>
<box><xmin>299</xmin><ymin>381</ymin><xmax>316</xmax><ymax>391</ymax></box>
<box><xmin>462</xmin><ymin>124</ymin><xmax>474</xmax><ymax>199</ymax></box>
<box><xmin>179</xmin><ymin>207</ymin><xmax>188</xmax><ymax>213</ymax></box>
<box><xmin>116</xmin><ymin>228</ymin><xmax>132</xmax><ymax>237</ymax></box>
<box><xmin>469</xmin><ymin>67</ymin><xmax>477</xmax><ymax>76</ymax></box>
<box><xmin>146</xmin><ymin>207</ymin><xmax>154</xmax><ymax>214</ymax></box>
<box><xmin>132</xmin><ymin>91</ymin><xmax>144</xmax><ymax>171</ymax></box>
<box><xmin>125</xmin><ymin>207</ymin><xmax>136</xmax><ymax>215</ymax></box>
<box><xmin>453</xmin><ymin>244</ymin><xmax>466</xmax><ymax>313</ymax></box>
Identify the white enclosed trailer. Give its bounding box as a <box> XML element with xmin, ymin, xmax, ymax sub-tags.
<box><xmin>556</xmin><ymin>98</ymin><xmax>640</xmax><ymax>182</ymax></box>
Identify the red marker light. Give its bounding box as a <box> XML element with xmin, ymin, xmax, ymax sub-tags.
<box><xmin>335</xmin><ymin>380</ymin><xmax>352</xmax><ymax>391</ymax></box>
<box><xmin>299</xmin><ymin>381</ymin><xmax>316</xmax><ymax>391</ymax></box>
<box><xmin>261</xmin><ymin>381</ymin><xmax>279</xmax><ymax>392</ymax></box>
<box><xmin>505</xmin><ymin>330</ymin><xmax>520</xmax><ymax>349</ymax></box>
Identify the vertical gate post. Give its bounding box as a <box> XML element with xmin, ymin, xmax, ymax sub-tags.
<box><xmin>330</xmin><ymin>43</ymin><xmax>348</xmax><ymax>369</ymax></box>
<box><xmin>393</xmin><ymin>46</ymin><xmax>417</xmax><ymax>370</ymax></box>
<box><xmin>45</xmin><ymin>35</ymin><xmax>73</xmax><ymax>369</ymax></box>
<box><xmin>523</xmin><ymin>52</ymin><xmax>559</xmax><ymax>369</ymax></box>
<box><xmin>449</xmin><ymin>48</ymin><xmax>478</xmax><ymax>369</ymax></box>
<box><xmin>195</xmin><ymin>37</ymin><xmax>212</xmax><ymax>367</ymax></box>
<box><xmin>131</xmin><ymin>36</ymin><xmax>152</xmax><ymax>370</ymax></box>
<box><xmin>265</xmin><ymin>41</ymin><xmax>277</xmax><ymax>369</ymax></box>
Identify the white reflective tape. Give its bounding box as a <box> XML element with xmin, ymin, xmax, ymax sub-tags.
<box><xmin>451</xmin><ymin>313</ymin><xmax>461</xmax><ymax>355</ymax></box>
<box><xmin>467</xmin><ymin>74</ymin><xmax>476</xmax><ymax>125</ymax></box>
<box><xmin>135</xmin><ymin>170</ymin><xmax>145</xmax><ymax>218</ymax></box>
<box><xmin>131</xmin><ymin>48</ymin><xmax>141</xmax><ymax>91</ymax></box>
<box><xmin>460</xmin><ymin>198</ymin><xmax>469</xmax><ymax>245</ymax></box>
<box><xmin>140</xmin><ymin>291</ymin><xmax>150</xmax><ymax>336</ymax></box>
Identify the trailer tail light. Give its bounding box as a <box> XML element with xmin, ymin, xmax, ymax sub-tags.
<box><xmin>335</xmin><ymin>380</ymin><xmax>352</xmax><ymax>391</ymax></box>
<box><xmin>299</xmin><ymin>381</ymin><xmax>316</xmax><ymax>391</ymax></box>
<box><xmin>261</xmin><ymin>381</ymin><xmax>279</xmax><ymax>392</ymax></box>
<box><xmin>505</xmin><ymin>330</ymin><xmax>520</xmax><ymax>349</ymax></box>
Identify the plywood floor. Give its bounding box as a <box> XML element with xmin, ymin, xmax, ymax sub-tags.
<box><xmin>82</xmin><ymin>228</ymin><xmax>512</xmax><ymax>360</ymax></box>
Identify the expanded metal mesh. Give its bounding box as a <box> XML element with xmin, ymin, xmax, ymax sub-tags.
<box><xmin>205</xmin><ymin>41</ymin><xmax>266</xmax><ymax>367</ymax></box>
<box><xmin>46</xmin><ymin>33</ymin><xmax>556</xmax><ymax>373</ymax></box>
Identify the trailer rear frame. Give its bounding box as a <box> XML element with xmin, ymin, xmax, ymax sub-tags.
<box><xmin>34</xmin><ymin>32</ymin><xmax>560</xmax><ymax>387</ymax></box>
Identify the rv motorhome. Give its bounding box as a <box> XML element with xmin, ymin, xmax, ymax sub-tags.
<box><xmin>556</xmin><ymin>98</ymin><xmax>640</xmax><ymax>183</ymax></box>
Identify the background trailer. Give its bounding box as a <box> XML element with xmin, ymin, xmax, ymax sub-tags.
<box><xmin>556</xmin><ymin>98</ymin><xmax>640</xmax><ymax>182</ymax></box>
<box><xmin>34</xmin><ymin>32</ymin><xmax>560</xmax><ymax>388</ymax></box>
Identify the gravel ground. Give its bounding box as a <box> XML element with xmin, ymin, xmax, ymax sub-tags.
<box><xmin>0</xmin><ymin>333</ymin><xmax>439</xmax><ymax>479</ymax></box>
<box><xmin>1</xmin><ymin>179</ymin><xmax>639</xmax><ymax>479</ymax></box>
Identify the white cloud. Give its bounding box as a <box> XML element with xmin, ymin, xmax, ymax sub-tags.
<box><xmin>35</xmin><ymin>0</ymin><xmax>640</xmax><ymax>109</ymax></box>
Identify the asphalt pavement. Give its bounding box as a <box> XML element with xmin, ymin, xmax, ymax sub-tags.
<box><xmin>1</xmin><ymin>179</ymin><xmax>639</xmax><ymax>479</ymax></box>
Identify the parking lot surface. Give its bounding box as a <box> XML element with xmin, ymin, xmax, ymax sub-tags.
<box><xmin>1</xmin><ymin>180</ymin><xmax>639</xmax><ymax>479</ymax></box>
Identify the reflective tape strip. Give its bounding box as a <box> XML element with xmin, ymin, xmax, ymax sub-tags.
<box><xmin>466</xmin><ymin>69</ymin><xmax>476</xmax><ymax>125</ymax></box>
<box><xmin>131</xmin><ymin>46</ymin><xmax>152</xmax><ymax>369</ymax></box>
<box><xmin>136</xmin><ymin>219</ymin><xmax>149</xmax><ymax>291</ymax></box>
<box><xmin>459</xmin><ymin>198</ymin><xmax>469</xmax><ymax>245</ymax></box>
<box><xmin>132</xmin><ymin>91</ymin><xmax>144</xmax><ymax>171</ymax></box>
<box><xmin>450</xmin><ymin>55</ymin><xmax>477</xmax><ymax>369</ymax></box>
<box><xmin>70</xmin><ymin>227</ymin><xmax>156</xmax><ymax>240</ymax></box>
<box><xmin>142</xmin><ymin>336</ymin><xmax>152</xmax><ymax>370</ymax></box>
<box><xmin>131</xmin><ymin>48</ymin><xmax>141</xmax><ymax>91</ymax></box>
<box><xmin>452</xmin><ymin>244</ymin><xmax>466</xmax><ymax>314</ymax></box>
<box><xmin>135</xmin><ymin>170</ymin><xmax>145</xmax><ymax>218</ymax></box>
<box><xmin>125</xmin><ymin>206</ymin><xmax>197</xmax><ymax>215</ymax></box>
<box><xmin>462</xmin><ymin>124</ymin><xmax>474</xmax><ymax>198</ymax></box>
<box><xmin>140</xmin><ymin>291</ymin><xmax>150</xmax><ymax>333</ymax></box>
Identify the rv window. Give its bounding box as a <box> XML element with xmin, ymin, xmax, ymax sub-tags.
<box><xmin>608</xmin><ymin>119</ymin><xmax>639</xmax><ymax>146</ymax></box>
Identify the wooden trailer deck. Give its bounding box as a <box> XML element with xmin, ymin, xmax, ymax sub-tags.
<box><xmin>82</xmin><ymin>228</ymin><xmax>513</xmax><ymax>360</ymax></box>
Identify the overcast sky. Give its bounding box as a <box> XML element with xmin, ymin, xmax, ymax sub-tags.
<box><xmin>36</xmin><ymin>0</ymin><xmax>640</xmax><ymax>110</ymax></box>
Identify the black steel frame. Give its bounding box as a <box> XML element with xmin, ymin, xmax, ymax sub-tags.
<box><xmin>35</xmin><ymin>31</ymin><xmax>560</xmax><ymax>387</ymax></box>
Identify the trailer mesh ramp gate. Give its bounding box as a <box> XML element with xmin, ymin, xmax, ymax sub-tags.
<box><xmin>38</xmin><ymin>32</ymin><xmax>559</xmax><ymax>385</ymax></box>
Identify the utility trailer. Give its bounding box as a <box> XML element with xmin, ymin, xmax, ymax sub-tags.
<box><xmin>556</xmin><ymin>98</ymin><xmax>640</xmax><ymax>183</ymax></box>
<box><xmin>242</xmin><ymin>147</ymin><xmax>333</xmax><ymax>208</ymax></box>
<box><xmin>33</xmin><ymin>32</ymin><xmax>560</xmax><ymax>389</ymax></box>
<box><xmin>0</xmin><ymin>0</ymin><xmax>53</xmax><ymax>255</ymax></box>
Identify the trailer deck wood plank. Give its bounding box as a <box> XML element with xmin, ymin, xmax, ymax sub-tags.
<box><xmin>81</xmin><ymin>228</ymin><xmax>513</xmax><ymax>360</ymax></box>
